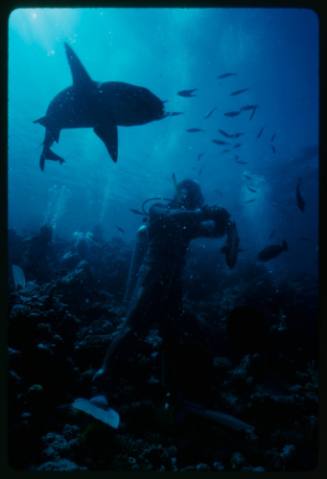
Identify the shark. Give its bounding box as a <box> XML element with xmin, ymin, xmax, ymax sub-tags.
<box><xmin>34</xmin><ymin>43</ymin><xmax>167</xmax><ymax>170</ymax></box>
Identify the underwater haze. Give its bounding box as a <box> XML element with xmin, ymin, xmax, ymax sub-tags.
<box><xmin>9</xmin><ymin>8</ymin><xmax>319</xmax><ymax>277</ymax></box>
<box><xmin>8</xmin><ymin>8</ymin><xmax>320</xmax><ymax>472</ymax></box>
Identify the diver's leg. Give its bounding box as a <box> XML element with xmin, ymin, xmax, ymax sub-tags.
<box><xmin>93</xmin><ymin>285</ymin><xmax>154</xmax><ymax>383</ymax></box>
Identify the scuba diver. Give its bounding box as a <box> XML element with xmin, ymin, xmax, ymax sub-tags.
<box><xmin>92</xmin><ymin>179</ymin><xmax>239</xmax><ymax>401</ymax></box>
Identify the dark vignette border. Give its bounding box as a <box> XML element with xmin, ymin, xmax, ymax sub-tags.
<box><xmin>0</xmin><ymin>1</ymin><xmax>325</xmax><ymax>478</ymax></box>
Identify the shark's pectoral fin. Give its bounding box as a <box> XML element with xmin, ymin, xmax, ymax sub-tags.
<box><xmin>94</xmin><ymin>123</ymin><xmax>118</xmax><ymax>162</ymax></box>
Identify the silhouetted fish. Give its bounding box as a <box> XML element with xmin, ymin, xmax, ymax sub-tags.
<box><xmin>296</xmin><ymin>179</ymin><xmax>305</xmax><ymax>212</ymax></box>
<box><xmin>168</xmin><ymin>111</ymin><xmax>184</xmax><ymax>116</ymax></box>
<box><xmin>172</xmin><ymin>173</ymin><xmax>177</xmax><ymax>190</ymax></box>
<box><xmin>222</xmin><ymin>149</ymin><xmax>232</xmax><ymax>154</ymax></box>
<box><xmin>212</xmin><ymin>139</ymin><xmax>230</xmax><ymax>146</ymax></box>
<box><xmin>213</xmin><ymin>189</ymin><xmax>223</xmax><ymax>197</ymax></box>
<box><xmin>197</xmin><ymin>152</ymin><xmax>205</xmax><ymax>161</ymax></box>
<box><xmin>116</xmin><ymin>226</ymin><xmax>125</xmax><ymax>233</ymax></box>
<box><xmin>217</xmin><ymin>72</ymin><xmax>237</xmax><ymax>79</ymax></box>
<box><xmin>246</xmin><ymin>184</ymin><xmax>257</xmax><ymax>193</ymax></box>
<box><xmin>178</xmin><ymin>88</ymin><xmax>197</xmax><ymax>97</ymax></box>
<box><xmin>218</xmin><ymin>129</ymin><xmax>232</xmax><ymax>138</ymax></box>
<box><xmin>230</xmin><ymin>88</ymin><xmax>249</xmax><ymax>96</ymax></box>
<box><xmin>244</xmin><ymin>198</ymin><xmax>256</xmax><ymax>203</ymax></box>
<box><xmin>299</xmin><ymin>236</ymin><xmax>313</xmax><ymax>242</ymax></box>
<box><xmin>224</xmin><ymin>111</ymin><xmax>241</xmax><ymax>118</ymax></box>
<box><xmin>235</xmin><ymin>159</ymin><xmax>248</xmax><ymax>164</ymax></box>
<box><xmin>271</xmin><ymin>132</ymin><xmax>276</xmax><ymax>142</ymax></box>
<box><xmin>249</xmin><ymin>106</ymin><xmax>257</xmax><ymax>120</ymax></box>
<box><xmin>233</xmin><ymin>143</ymin><xmax>242</xmax><ymax>149</ymax></box>
<box><xmin>233</xmin><ymin>132</ymin><xmax>245</xmax><ymax>138</ymax></box>
<box><xmin>204</xmin><ymin>107</ymin><xmax>217</xmax><ymax>119</ymax></box>
<box><xmin>129</xmin><ymin>208</ymin><xmax>144</xmax><ymax>216</ymax></box>
<box><xmin>186</xmin><ymin>128</ymin><xmax>204</xmax><ymax>133</ymax></box>
<box><xmin>241</xmin><ymin>104</ymin><xmax>257</xmax><ymax>111</ymax></box>
<box><xmin>243</xmin><ymin>173</ymin><xmax>252</xmax><ymax>180</ymax></box>
<box><xmin>271</xmin><ymin>144</ymin><xmax>276</xmax><ymax>154</ymax></box>
<box><xmin>257</xmin><ymin>127</ymin><xmax>264</xmax><ymax>139</ymax></box>
<box><xmin>257</xmin><ymin>241</ymin><xmax>288</xmax><ymax>261</ymax></box>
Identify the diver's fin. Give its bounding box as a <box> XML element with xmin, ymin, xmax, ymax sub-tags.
<box><xmin>12</xmin><ymin>264</ymin><xmax>26</xmax><ymax>290</ymax></box>
<box><xmin>33</xmin><ymin>116</ymin><xmax>48</xmax><ymax>126</ymax></box>
<box><xmin>94</xmin><ymin>123</ymin><xmax>118</xmax><ymax>162</ymax></box>
<box><xmin>183</xmin><ymin>400</ymin><xmax>255</xmax><ymax>435</ymax></box>
<box><xmin>72</xmin><ymin>397</ymin><xmax>120</xmax><ymax>429</ymax></box>
<box><xmin>64</xmin><ymin>42</ymin><xmax>94</xmax><ymax>90</ymax></box>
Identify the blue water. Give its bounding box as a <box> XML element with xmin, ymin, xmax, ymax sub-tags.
<box><xmin>8</xmin><ymin>7</ymin><xmax>319</xmax><ymax>277</ymax></box>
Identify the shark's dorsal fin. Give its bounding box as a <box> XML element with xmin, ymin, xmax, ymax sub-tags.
<box><xmin>64</xmin><ymin>43</ymin><xmax>94</xmax><ymax>89</ymax></box>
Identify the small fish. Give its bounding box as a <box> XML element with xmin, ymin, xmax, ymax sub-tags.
<box><xmin>204</xmin><ymin>107</ymin><xmax>217</xmax><ymax>119</ymax></box>
<box><xmin>296</xmin><ymin>179</ymin><xmax>305</xmax><ymax>212</ymax></box>
<box><xmin>249</xmin><ymin>106</ymin><xmax>257</xmax><ymax>120</ymax></box>
<box><xmin>172</xmin><ymin>173</ymin><xmax>177</xmax><ymax>189</ymax></box>
<box><xmin>246</xmin><ymin>184</ymin><xmax>257</xmax><ymax>193</ymax></box>
<box><xmin>230</xmin><ymin>88</ymin><xmax>250</xmax><ymax>96</ymax></box>
<box><xmin>257</xmin><ymin>241</ymin><xmax>288</xmax><ymax>262</ymax></box>
<box><xmin>178</xmin><ymin>88</ymin><xmax>197</xmax><ymax>97</ymax></box>
<box><xmin>271</xmin><ymin>132</ymin><xmax>276</xmax><ymax>142</ymax></box>
<box><xmin>212</xmin><ymin>139</ymin><xmax>229</xmax><ymax>146</ymax></box>
<box><xmin>221</xmin><ymin>221</ymin><xmax>240</xmax><ymax>268</ymax></box>
<box><xmin>222</xmin><ymin>149</ymin><xmax>232</xmax><ymax>154</ymax></box>
<box><xmin>217</xmin><ymin>72</ymin><xmax>237</xmax><ymax>79</ymax></box>
<box><xmin>130</xmin><ymin>208</ymin><xmax>144</xmax><ymax>216</ymax></box>
<box><xmin>224</xmin><ymin>111</ymin><xmax>241</xmax><ymax>118</ymax></box>
<box><xmin>168</xmin><ymin>111</ymin><xmax>184</xmax><ymax>116</ymax></box>
<box><xmin>186</xmin><ymin>128</ymin><xmax>204</xmax><ymax>133</ymax></box>
<box><xmin>235</xmin><ymin>159</ymin><xmax>248</xmax><ymax>164</ymax></box>
<box><xmin>244</xmin><ymin>198</ymin><xmax>256</xmax><ymax>203</ymax></box>
<box><xmin>232</xmin><ymin>132</ymin><xmax>244</xmax><ymax>138</ymax></box>
<box><xmin>198</xmin><ymin>166</ymin><xmax>204</xmax><ymax>176</ymax></box>
<box><xmin>197</xmin><ymin>152</ymin><xmax>205</xmax><ymax>161</ymax></box>
<box><xmin>213</xmin><ymin>189</ymin><xmax>223</xmax><ymax>197</ymax></box>
<box><xmin>241</xmin><ymin>104</ymin><xmax>257</xmax><ymax>111</ymax></box>
<box><xmin>243</xmin><ymin>173</ymin><xmax>252</xmax><ymax>180</ymax></box>
<box><xmin>257</xmin><ymin>127</ymin><xmax>264</xmax><ymax>139</ymax></box>
<box><xmin>116</xmin><ymin>226</ymin><xmax>125</xmax><ymax>234</ymax></box>
<box><xmin>271</xmin><ymin>144</ymin><xmax>276</xmax><ymax>154</ymax></box>
<box><xmin>218</xmin><ymin>129</ymin><xmax>232</xmax><ymax>138</ymax></box>
<box><xmin>233</xmin><ymin>143</ymin><xmax>242</xmax><ymax>149</ymax></box>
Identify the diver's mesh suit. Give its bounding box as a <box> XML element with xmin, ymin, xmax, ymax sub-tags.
<box><xmin>103</xmin><ymin>201</ymin><xmax>231</xmax><ymax>401</ymax></box>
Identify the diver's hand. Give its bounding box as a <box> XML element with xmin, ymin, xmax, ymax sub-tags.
<box><xmin>202</xmin><ymin>205</ymin><xmax>230</xmax><ymax>223</ymax></box>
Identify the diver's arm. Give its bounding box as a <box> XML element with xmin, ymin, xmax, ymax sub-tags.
<box><xmin>198</xmin><ymin>206</ymin><xmax>231</xmax><ymax>237</ymax></box>
<box><xmin>149</xmin><ymin>203</ymin><xmax>207</xmax><ymax>227</ymax></box>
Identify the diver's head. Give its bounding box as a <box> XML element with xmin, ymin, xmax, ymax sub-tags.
<box><xmin>172</xmin><ymin>179</ymin><xmax>204</xmax><ymax>209</ymax></box>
